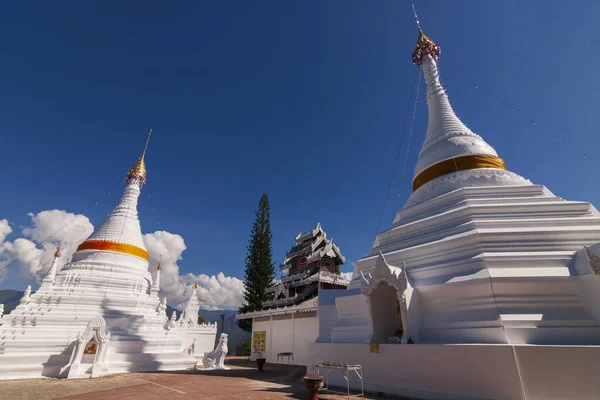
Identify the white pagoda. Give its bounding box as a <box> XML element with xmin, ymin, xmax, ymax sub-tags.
<box><xmin>308</xmin><ymin>22</ymin><xmax>600</xmax><ymax>400</ymax></box>
<box><xmin>0</xmin><ymin>134</ymin><xmax>217</xmax><ymax>380</ymax></box>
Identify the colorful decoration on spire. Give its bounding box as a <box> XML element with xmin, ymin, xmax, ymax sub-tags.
<box><xmin>54</xmin><ymin>246</ymin><xmax>61</xmax><ymax>258</ymax></box>
<box><xmin>126</xmin><ymin>129</ymin><xmax>152</xmax><ymax>187</ymax></box>
<box><xmin>412</xmin><ymin>28</ymin><xmax>441</xmax><ymax>66</ymax></box>
<box><xmin>410</xmin><ymin>5</ymin><xmax>440</xmax><ymax>66</ymax></box>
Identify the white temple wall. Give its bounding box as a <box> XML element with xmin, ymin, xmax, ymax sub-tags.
<box><xmin>291</xmin><ymin>313</ymin><xmax>318</xmax><ymax>366</ymax></box>
<box><xmin>316</xmin><ymin>290</ymin><xmax>344</xmax><ymax>343</ymax></box>
<box><xmin>251</xmin><ymin>312</ymin><xmax>318</xmax><ymax>365</ymax></box>
<box><xmin>271</xmin><ymin>317</ymin><xmax>291</xmax><ymax>358</ymax></box>
<box><xmin>305</xmin><ymin>343</ymin><xmax>600</xmax><ymax>400</ymax></box>
<box><xmin>179</xmin><ymin>328</ymin><xmax>218</xmax><ymax>362</ymax></box>
<box><xmin>404</xmin><ymin>286</ymin><xmax>421</xmax><ymax>342</ymax></box>
<box><xmin>578</xmin><ymin>275</ymin><xmax>600</xmax><ymax>327</ymax></box>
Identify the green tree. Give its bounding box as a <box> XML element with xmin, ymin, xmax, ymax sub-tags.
<box><xmin>238</xmin><ymin>193</ymin><xmax>275</xmax><ymax>332</ymax></box>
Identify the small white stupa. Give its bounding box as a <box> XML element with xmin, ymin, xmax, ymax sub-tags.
<box><xmin>0</xmin><ymin>132</ymin><xmax>217</xmax><ymax>380</ymax></box>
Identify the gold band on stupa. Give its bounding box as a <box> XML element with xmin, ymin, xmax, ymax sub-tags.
<box><xmin>412</xmin><ymin>154</ymin><xmax>507</xmax><ymax>191</ymax></box>
<box><xmin>76</xmin><ymin>240</ymin><xmax>149</xmax><ymax>261</ymax></box>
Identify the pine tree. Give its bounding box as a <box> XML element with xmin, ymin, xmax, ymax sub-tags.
<box><xmin>238</xmin><ymin>193</ymin><xmax>275</xmax><ymax>332</ymax></box>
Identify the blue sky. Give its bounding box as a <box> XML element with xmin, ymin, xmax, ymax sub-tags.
<box><xmin>1</xmin><ymin>1</ymin><xmax>599</xmax><ymax>291</ymax></box>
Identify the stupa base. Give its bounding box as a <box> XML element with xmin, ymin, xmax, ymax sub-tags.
<box><xmin>305</xmin><ymin>342</ymin><xmax>600</xmax><ymax>400</ymax></box>
<box><xmin>0</xmin><ymin>351</ymin><xmax>199</xmax><ymax>381</ymax></box>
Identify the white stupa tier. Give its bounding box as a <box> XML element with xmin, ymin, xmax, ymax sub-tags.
<box><xmin>318</xmin><ymin>29</ymin><xmax>600</xmax><ymax>346</ymax></box>
<box><xmin>0</xmin><ymin>133</ymin><xmax>217</xmax><ymax>380</ymax></box>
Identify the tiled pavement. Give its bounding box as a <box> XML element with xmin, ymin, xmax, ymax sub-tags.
<box><xmin>0</xmin><ymin>358</ymin><xmax>409</xmax><ymax>400</ymax></box>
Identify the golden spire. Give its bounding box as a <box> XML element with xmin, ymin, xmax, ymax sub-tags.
<box><xmin>410</xmin><ymin>5</ymin><xmax>440</xmax><ymax>66</ymax></box>
<box><xmin>126</xmin><ymin>129</ymin><xmax>152</xmax><ymax>187</ymax></box>
<box><xmin>54</xmin><ymin>246</ymin><xmax>61</xmax><ymax>258</ymax></box>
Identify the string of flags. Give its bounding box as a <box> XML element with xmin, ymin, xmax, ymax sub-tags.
<box><xmin>443</xmin><ymin>61</ymin><xmax>590</xmax><ymax>159</ymax></box>
<box><xmin>375</xmin><ymin>66</ymin><xmax>422</xmax><ymax>236</ymax></box>
<box><xmin>0</xmin><ymin>178</ymin><xmax>125</xmax><ymax>276</ymax></box>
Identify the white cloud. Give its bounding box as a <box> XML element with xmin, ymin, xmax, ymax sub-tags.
<box><xmin>23</xmin><ymin>210</ymin><xmax>93</xmax><ymax>247</ymax></box>
<box><xmin>193</xmin><ymin>272</ymin><xmax>245</xmax><ymax>311</ymax></box>
<box><xmin>0</xmin><ymin>210</ymin><xmax>94</xmax><ymax>283</ymax></box>
<box><xmin>0</xmin><ymin>219</ymin><xmax>12</xmax><ymax>282</ymax></box>
<box><xmin>143</xmin><ymin>231</ymin><xmax>244</xmax><ymax>310</ymax></box>
<box><xmin>1</xmin><ymin>210</ymin><xmax>245</xmax><ymax>311</ymax></box>
<box><xmin>18</xmin><ymin>210</ymin><xmax>94</xmax><ymax>282</ymax></box>
<box><xmin>0</xmin><ymin>219</ymin><xmax>12</xmax><ymax>244</ymax></box>
<box><xmin>340</xmin><ymin>271</ymin><xmax>353</xmax><ymax>281</ymax></box>
<box><xmin>1</xmin><ymin>238</ymin><xmax>44</xmax><ymax>282</ymax></box>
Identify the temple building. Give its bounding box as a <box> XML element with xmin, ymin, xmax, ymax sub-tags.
<box><xmin>306</xmin><ymin>20</ymin><xmax>600</xmax><ymax>400</ymax></box>
<box><xmin>237</xmin><ymin>223</ymin><xmax>348</xmax><ymax>365</ymax></box>
<box><xmin>0</xmin><ymin>133</ymin><xmax>217</xmax><ymax>380</ymax></box>
<box><xmin>264</xmin><ymin>223</ymin><xmax>347</xmax><ymax>309</ymax></box>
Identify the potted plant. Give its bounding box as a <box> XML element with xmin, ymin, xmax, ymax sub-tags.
<box><xmin>303</xmin><ymin>373</ymin><xmax>324</xmax><ymax>400</ymax></box>
<box><xmin>255</xmin><ymin>351</ymin><xmax>266</xmax><ymax>372</ymax></box>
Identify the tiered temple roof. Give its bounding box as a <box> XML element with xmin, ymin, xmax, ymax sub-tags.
<box><xmin>281</xmin><ymin>222</ymin><xmax>345</xmax><ymax>275</ymax></box>
<box><xmin>261</xmin><ymin>223</ymin><xmax>348</xmax><ymax>310</ymax></box>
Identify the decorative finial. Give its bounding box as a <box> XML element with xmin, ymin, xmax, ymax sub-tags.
<box><xmin>193</xmin><ymin>282</ymin><xmax>198</xmax><ymax>289</ymax></box>
<box><xmin>411</xmin><ymin>4</ymin><xmax>421</xmax><ymax>30</ymax></box>
<box><xmin>54</xmin><ymin>246</ymin><xmax>61</xmax><ymax>258</ymax></box>
<box><xmin>411</xmin><ymin>5</ymin><xmax>440</xmax><ymax>66</ymax></box>
<box><xmin>126</xmin><ymin>129</ymin><xmax>152</xmax><ymax>187</ymax></box>
<box><xmin>156</xmin><ymin>263</ymin><xmax>161</xmax><ymax>271</ymax></box>
<box><xmin>142</xmin><ymin>128</ymin><xmax>152</xmax><ymax>159</ymax></box>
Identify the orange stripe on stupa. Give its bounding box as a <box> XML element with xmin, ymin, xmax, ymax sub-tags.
<box><xmin>76</xmin><ymin>240</ymin><xmax>149</xmax><ymax>261</ymax></box>
<box><xmin>413</xmin><ymin>154</ymin><xmax>507</xmax><ymax>192</ymax></box>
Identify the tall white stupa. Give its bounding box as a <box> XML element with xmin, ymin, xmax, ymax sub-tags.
<box><xmin>317</xmin><ymin>24</ymin><xmax>600</xmax><ymax>347</ymax></box>
<box><xmin>306</xmin><ymin>18</ymin><xmax>600</xmax><ymax>400</ymax></box>
<box><xmin>0</xmin><ymin>132</ymin><xmax>216</xmax><ymax>380</ymax></box>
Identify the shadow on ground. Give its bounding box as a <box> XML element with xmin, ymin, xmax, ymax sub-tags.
<box><xmin>186</xmin><ymin>358</ymin><xmax>412</xmax><ymax>400</ymax></box>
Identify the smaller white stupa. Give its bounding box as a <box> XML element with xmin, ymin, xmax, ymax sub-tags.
<box><xmin>0</xmin><ymin>131</ymin><xmax>217</xmax><ymax>380</ymax></box>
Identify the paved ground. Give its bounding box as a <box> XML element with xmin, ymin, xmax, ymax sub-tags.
<box><xmin>0</xmin><ymin>358</ymin><xmax>412</xmax><ymax>400</ymax></box>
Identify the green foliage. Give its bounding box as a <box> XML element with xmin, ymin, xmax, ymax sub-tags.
<box><xmin>237</xmin><ymin>308</ymin><xmax>252</xmax><ymax>332</ymax></box>
<box><xmin>243</xmin><ymin>340</ymin><xmax>252</xmax><ymax>353</ymax></box>
<box><xmin>197</xmin><ymin>316</ymin><xmax>205</xmax><ymax>325</ymax></box>
<box><xmin>237</xmin><ymin>193</ymin><xmax>275</xmax><ymax>332</ymax></box>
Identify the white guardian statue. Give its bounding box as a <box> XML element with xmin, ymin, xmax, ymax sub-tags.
<box><xmin>201</xmin><ymin>333</ymin><xmax>229</xmax><ymax>370</ymax></box>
